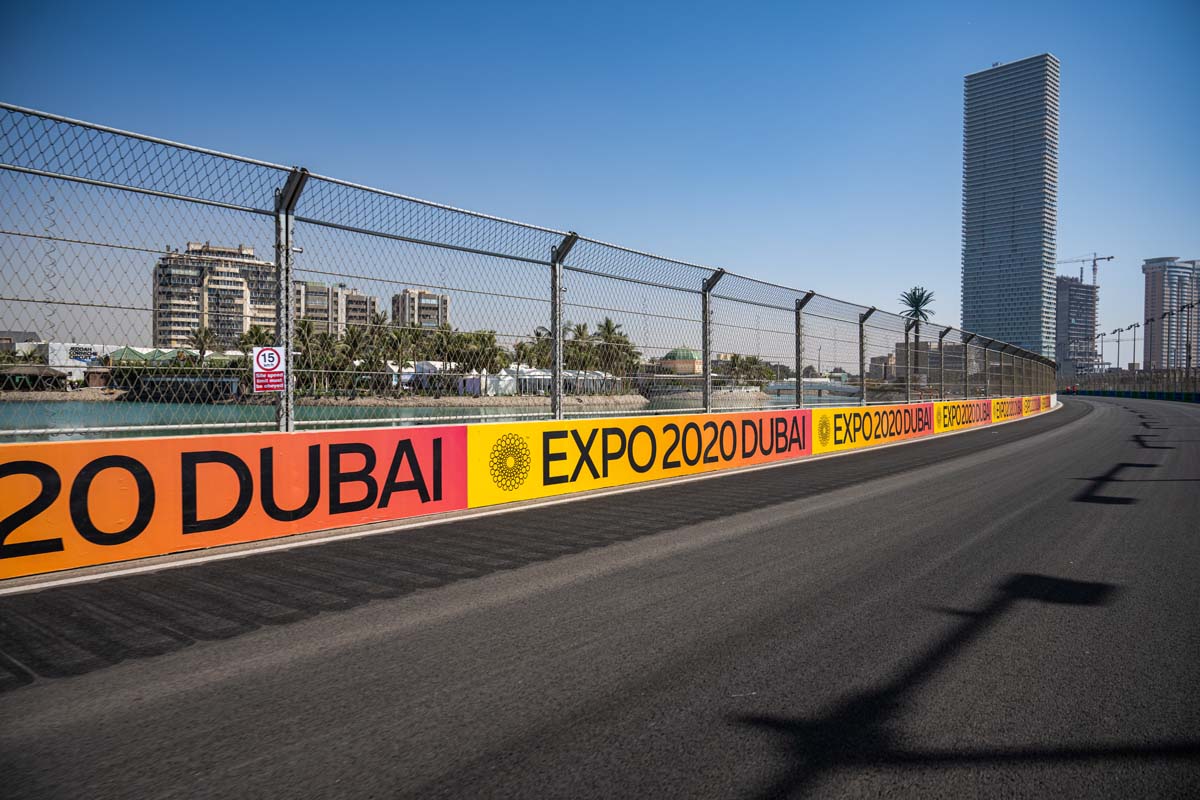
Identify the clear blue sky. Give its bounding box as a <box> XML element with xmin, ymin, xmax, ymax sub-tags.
<box><xmin>2</xmin><ymin>0</ymin><xmax>1197</xmax><ymax>362</ymax></box>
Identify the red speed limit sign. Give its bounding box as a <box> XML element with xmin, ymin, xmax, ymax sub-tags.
<box><xmin>252</xmin><ymin>346</ymin><xmax>286</xmax><ymax>392</ymax></box>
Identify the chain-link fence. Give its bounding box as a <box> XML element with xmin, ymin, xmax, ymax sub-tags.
<box><xmin>0</xmin><ymin>103</ymin><xmax>1056</xmax><ymax>442</ymax></box>
<box><xmin>1064</xmin><ymin>370</ymin><xmax>1198</xmax><ymax>398</ymax></box>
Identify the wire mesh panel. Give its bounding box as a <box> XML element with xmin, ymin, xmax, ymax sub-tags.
<box><xmin>0</xmin><ymin>103</ymin><xmax>1057</xmax><ymax>442</ymax></box>
<box><xmin>288</xmin><ymin>174</ymin><xmax>562</xmax><ymax>429</ymax></box>
<box><xmin>0</xmin><ymin>104</ymin><xmax>289</xmax><ymax>440</ymax></box>
<box><xmin>563</xmin><ymin>239</ymin><xmax>708</xmax><ymax>416</ymax></box>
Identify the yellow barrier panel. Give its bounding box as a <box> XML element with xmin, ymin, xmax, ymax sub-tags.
<box><xmin>467</xmin><ymin>409</ymin><xmax>811</xmax><ymax>508</ymax></box>
<box><xmin>991</xmin><ymin>397</ymin><xmax>1024</xmax><ymax>423</ymax></box>
<box><xmin>933</xmin><ymin>399</ymin><xmax>993</xmax><ymax>434</ymax></box>
<box><xmin>811</xmin><ymin>403</ymin><xmax>935</xmax><ymax>454</ymax></box>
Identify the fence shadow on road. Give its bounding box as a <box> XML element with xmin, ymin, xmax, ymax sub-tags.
<box><xmin>1072</xmin><ymin>462</ymin><xmax>1160</xmax><ymax>504</ymax></box>
<box><xmin>732</xmin><ymin>573</ymin><xmax>1200</xmax><ymax>798</ymax></box>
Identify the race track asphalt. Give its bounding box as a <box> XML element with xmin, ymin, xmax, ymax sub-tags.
<box><xmin>1</xmin><ymin>396</ymin><xmax>1198</xmax><ymax>798</ymax></box>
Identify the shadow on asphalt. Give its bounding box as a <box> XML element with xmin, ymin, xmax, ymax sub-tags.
<box><xmin>1131</xmin><ymin>434</ymin><xmax>1173</xmax><ymax>450</ymax></box>
<box><xmin>0</xmin><ymin>401</ymin><xmax>1090</xmax><ymax>692</ymax></box>
<box><xmin>732</xmin><ymin>573</ymin><xmax>1200</xmax><ymax>798</ymax></box>
<box><xmin>1072</xmin><ymin>462</ymin><xmax>1159</xmax><ymax>505</ymax></box>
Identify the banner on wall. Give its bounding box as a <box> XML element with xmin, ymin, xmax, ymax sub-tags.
<box><xmin>0</xmin><ymin>396</ymin><xmax>1056</xmax><ymax>581</ymax></box>
<box><xmin>466</xmin><ymin>408</ymin><xmax>811</xmax><ymax>508</ymax></box>
<box><xmin>991</xmin><ymin>397</ymin><xmax>1024</xmax><ymax>422</ymax></box>
<box><xmin>933</xmin><ymin>399</ymin><xmax>993</xmax><ymax>434</ymax></box>
<box><xmin>0</xmin><ymin>426</ymin><xmax>467</xmax><ymax>579</ymax></box>
<box><xmin>810</xmin><ymin>402</ymin><xmax>935</xmax><ymax>454</ymax></box>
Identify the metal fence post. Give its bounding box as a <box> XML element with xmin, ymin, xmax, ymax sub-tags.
<box><xmin>982</xmin><ymin>340</ymin><xmax>992</xmax><ymax>398</ymax></box>
<box><xmin>859</xmin><ymin>307</ymin><xmax>876</xmax><ymax>406</ymax></box>
<box><xmin>550</xmin><ymin>232</ymin><xmax>578</xmax><ymax>421</ymax></box>
<box><xmin>904</xmin><ymin>319</ymin><xmax>915</xmax><ymax>404</ymax></box>
<box><xmin>274</xmin><ymin>167</ymin><xmax>308</xmax><ymax>433</ymax></box>
<box><xmin>795</xmin><ymin>291</ymin><xmax>815</xmax><ymax>409</ymax></box>
<box><xmin>962</xmin><ymin>333</ymin><xmax>975</xmax><ymax>398</ymax></box>
<box><xmin>938</xmin><ymin>327</ymin><xmax>951</xmax><ymax>399</ymax></box>
<box><xmin>1000</xmin><ymin>347</ymin><xmax>1008</xmax><ymax>397</ymax></box>
<box><xmin>701</xmin><ymin>269</ymin><xmax>726</xmax><ymax>413</ymax></box>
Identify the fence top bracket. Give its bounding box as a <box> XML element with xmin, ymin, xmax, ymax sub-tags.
<box><xmin>275</xmin><ymin>167</ymin><xmax>309</xmax><ymax>215</ymax></box>
<box><xmin>702</xmin><ymin>268</ymin><xmax>727</xmax><ymax>293</ymax></box>
<box><xmin>552</xmin><ymin>231</ymin><xmax>579</xmax><ymax>264</ymax></box>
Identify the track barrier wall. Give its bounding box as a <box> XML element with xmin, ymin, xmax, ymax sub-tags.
<box><xmin>0</xmin><ymin>394</ymin><xmax>1055</xmax><ymax>580</ymax></box>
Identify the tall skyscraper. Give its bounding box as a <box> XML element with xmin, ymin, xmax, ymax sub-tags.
<box><xmin>961</xmin><ymin>54</ymin><xmax>1060</xmax><ymax>358</ymax></box>
<box><xmin>1142</xmin><ymin>257</ymin><xmax>1199</xmax><ymax>369</ymax></box>
<box><xmin>1055</xmin><ymin>275</ymin><xmax>1098</xmax><ymax>376</ymax></box>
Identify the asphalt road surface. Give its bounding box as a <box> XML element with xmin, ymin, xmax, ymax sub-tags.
<box><xmin>2</xmin><ymin>396</ymin><xmax>1198</xmax><ymax>798</ymax></box>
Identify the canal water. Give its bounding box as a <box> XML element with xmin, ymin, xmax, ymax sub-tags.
<box><xmin>0</xmin><ymin>395</ymin><xmax>804</xmax><ymax>442</ymax></box>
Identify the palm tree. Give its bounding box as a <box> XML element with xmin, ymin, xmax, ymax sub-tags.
<box><xmin>595</xmin><ymin>317</ymin><xmax>622</xmax><ymax>341</ymax></box>
<box><xmin>899</xmin><ymin>286</ymin><xmax>935</xmax><ymax>385</ymax></box>
<box><xmin>236</xmin><ymin>325</ymin><xmax>272</xmax><ymax>357</ymax></box>
<box><xmin>565</xmin><ymin>322</ymin><xmax>598</xmax><ymax>371</ymax></box>
<box><xmin>594</xmin><ymin>317</ymin><xmax>640</xmax><ymax>379</ymax></box>
<box><xmin>189</xmin><ymin>326</ymin><xmax>218</xmax><ymax>363</ymax></box>
<box><xmin>341</xmin><ymin>325</ymin><xmax>369</xmax><ymax>393</ymax></box>
<box><xmin>294</xmin><ymin>319</ymin><xmax>317</xmax><ymax>393</ymax></box>
<box><xmin>311</xmin><ymin>332</ymin><xmax>339</xmax><ymax>393</ymax></box>
<box><xmin>514</xmin><ymin>326</ymin><xmax>553</xmax><ymax>377</ymax></box>
<box><xmin>899</xmin><ymin>286</ymin><xmax>935</xmax><ymax>322</ymax></box>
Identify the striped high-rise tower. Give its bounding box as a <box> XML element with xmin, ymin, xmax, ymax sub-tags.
<box><xmin>961</xmin><ymin>54</ymin><xmax>1060</xmax><ymax>358</ymax></box>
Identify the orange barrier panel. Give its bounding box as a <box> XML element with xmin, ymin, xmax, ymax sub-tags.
<box><xmin>0</xmin><ymin>397</ymin><xmax>1055</xmax><ymax>580</ymax></box>
<box><xmin>0</xmin><ymin>425</ymin><xmax>467</xmax><ymax>579</ymax></box>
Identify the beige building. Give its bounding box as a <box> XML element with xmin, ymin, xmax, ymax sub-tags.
<box><xmin>392</xmin><ymin>289</ymin><xmax>450</xmax><ymax>330</ymax></box>
<box><xmin>152</xmin><ymin>242</ymin><xmax>276</xmax><ymax>349</ymax></box>
<box><xmin>295</xmin><ymin>281</ymin><xmax>379</xmax><ymax>336</ymax></box>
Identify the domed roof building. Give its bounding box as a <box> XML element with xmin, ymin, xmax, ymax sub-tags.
<box><xmin>661</xmin><ymin>346</ymin><xmax>703</xmax><ymax>375</ymax></box>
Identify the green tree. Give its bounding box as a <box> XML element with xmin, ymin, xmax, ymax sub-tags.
<box><xmin>340</xmin><ymin>325</ymin><xmax>370</xmax><ymax>394</ymax></box>
<box><xmin>515</xmin><ymin>326</ymin><xmax>553</xmax><ymax>370</ymax></box>
<box><xmin>236</xmin><ymin>325</ymin><xmax>273</xmax><ymax>357</ymax></box>
<box><xmin>593</xmin><ymin>317</ymin><xmax>640</xmax><ymax>379</ymax></box>
<box><xmin>565</xmin><ymin>322</ymin><xmax>599</xmax><ymax>371</ymax></box>
<box><xmin>189</xmin><ymin>326</ymin><xmax>218</xmax><ymax>363</ymax></box>
<box><xmin>899</xmin><ymin>286</ymin><xmax>935</xmax><ymax>384</ymax></box>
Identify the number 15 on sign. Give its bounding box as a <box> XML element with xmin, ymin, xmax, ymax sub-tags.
<box><xmin>253</xmin><ymin>346</ymin><xmax>286</xmax><ymax>393</ymax></box>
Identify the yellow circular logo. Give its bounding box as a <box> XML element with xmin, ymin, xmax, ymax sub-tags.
<box><xmin>817</xmin><ymin>415</ymin><xmax>832</xmax><ymax>448</ymax></box>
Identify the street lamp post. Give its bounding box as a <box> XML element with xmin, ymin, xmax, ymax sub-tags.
<box><xmin>1108</xmin><ymin>328</ymin><xmax>1118</xmax><ymax>383</ymax></box>
<box><xmin>1127</xmin><ymin>323</ymin><xmax>1139</xmax><ymax>390</ymax></box>
<box><xmin>1162</xmin><ymin>310</ymin><xmax>1174</xmax><ymax>393</ymax></box>
<box><xmin>1145</xmin><ymin>317</ymin><xmax>1155</xmax><ymax>383</ymax></box>
<box><xmin>1181</xmin><ymin>302</ymin><xmax>1195</xmax><ymax>390</ymax></box>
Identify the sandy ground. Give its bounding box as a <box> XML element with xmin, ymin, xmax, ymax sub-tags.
<box><xmin>0</xmin><ymin>388</ymin><xmax>126</xmax><ymax>402</ymax></box>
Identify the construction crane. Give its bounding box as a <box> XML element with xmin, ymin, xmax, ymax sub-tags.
<box><xmin>1055</xmin><ymin>253</ymin><xmax>1114</xmax><ymax>285</ymax></box>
